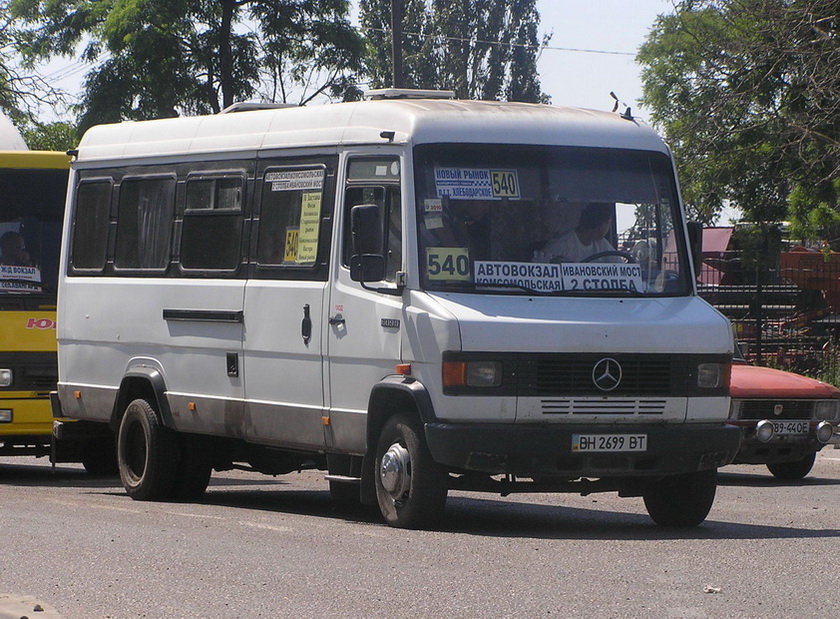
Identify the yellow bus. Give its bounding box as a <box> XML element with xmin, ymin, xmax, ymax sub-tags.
<box><xmin>0</xmin><ymin>149</ymin><xmax>71</xmax><ymax>461</ymax></box>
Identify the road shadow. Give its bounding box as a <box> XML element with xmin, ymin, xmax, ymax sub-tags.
<box><xmin>195</xmin><ymin>483</ymin><xmax>840</xmax><ymax>542</ymax></box>
<box><xmin>438</xmin><ymin>495</ymin><xmax>840</xmax><ymax>541</ymax></box>
<box><xmin>0</xmin><ymin>461</ymin><xmax>293</xmax><ymax>491</ymax></box>
<box><xmin>6</xmin><ymin>459</ymin><xmax>839</xmax><ymax>542</ymax></box>
<box><xmin>0</xmin><ymin>461</ymin><xmax>120</xmax><ymax>489</ymax></box>
<box><xmin>717</xmin><ymin>469</ymin><xmax>840</xmax><ymax>488</ymax></box>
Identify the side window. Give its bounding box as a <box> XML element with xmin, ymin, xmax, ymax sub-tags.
<box><xmin>256</xmin><ymin>167</ymin><xmax>325</xmax><ymax>267</ymax></box>
<box><xmin>72</xmin><ymin>181</ymin><xmax>112</xmax><ymax>271</ymax></box>
<box><xmin>342</xmin><ymin>158</ymin><xmax>402</xmax><ymax>282</ymax></box>
<box><xmin>114</xmin><ymin>177</ymin><xmax>175</xmax><ymax>270</ymax></box>
<box><xmin>181</xmin><ymin>175</ymin><xmax>244</xmax><ymax>270</ymax></box>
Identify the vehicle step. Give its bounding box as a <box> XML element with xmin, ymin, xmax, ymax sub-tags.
<box><xmin>324</xmin><ymin>474</ymin><xmax>361</xmax><ymax>484</ymax></box>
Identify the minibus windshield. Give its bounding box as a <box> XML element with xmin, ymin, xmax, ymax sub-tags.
<box><xmin>415</xmin><ymin>144</ymin><xmax>691</xmax><ymax>296</ymax></box>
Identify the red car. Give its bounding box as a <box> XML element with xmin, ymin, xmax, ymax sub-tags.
<box><xmin>728</xmin><ymin>354</ymin><xmax>840</xmax><ymax>479</ymax></box>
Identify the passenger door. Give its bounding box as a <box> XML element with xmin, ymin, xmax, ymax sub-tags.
<box><xmin>242</xmin><ymin>159</ymin><xmax>336</xmax><ymax>449</ymax></box>
<box><xmin>325</xmin><ymin>156</ymin><xmax>404</xmax><ymax>452</ymax></box>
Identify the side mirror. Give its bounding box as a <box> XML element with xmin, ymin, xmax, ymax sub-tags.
<box><xmin>350</xmin><ymin>204</ymin><xmax>386</xmax><ymax>283</ymax></box>
<box><xmin>686</xmin><ymin>221</ymin><xmax>703</xmax><ymax>276</ymax></box>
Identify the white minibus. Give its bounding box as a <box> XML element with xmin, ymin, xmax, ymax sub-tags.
<box><xmin>54</xmin><ymin>91</ymin><xmax>740</xmax><ymax>528</ymax></box>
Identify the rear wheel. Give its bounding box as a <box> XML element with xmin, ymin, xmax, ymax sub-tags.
<box><xmin>767</xmin><ymin>453</ymin><xmax>816</xmax><ymax>480</ymax></box>
<box><xmin>643</xmin><ymin>469</ymin><xmax>717</xmax><ymax>527</ymax></box>
<box><xmin>117</xmin><ymin>398</ymin><xmax>179</xmax><ymax>500</ymax></box>
<box><xmin>374</xmin><ymin>414</ymin><xmax>448</xmax><ymax>529</ymax></box>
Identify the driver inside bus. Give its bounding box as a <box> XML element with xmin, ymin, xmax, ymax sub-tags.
<box><xmin>0</xmin><ymin>230</ymin><xmax>32</xmax><ymax>266</ymax></box>
<box><xmin>533</xmin><ymin>202</ymin><xmax>618</xmax><ymax>264</ymax></box>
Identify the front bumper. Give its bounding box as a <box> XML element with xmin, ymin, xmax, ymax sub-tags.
<box><xmin>0</xmin><ymin>393</ymin><xmax>53</xmax><ymax>438</ymax></box>
<box><xmin>732</xmin><ymin>421</ymin><xmax>837</xmax><ymax>464</ymax></box>
<box><xmin>425</xmin><ymin>422</ymin><xmax>741</xmax><ymax>478</ymax></box>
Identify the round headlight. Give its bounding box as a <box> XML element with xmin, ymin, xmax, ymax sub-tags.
<box><xmin>815</xmin><ymin>421</ymin><xmax>834</xmax><ymax>444</ymax></box>
<box><xmin>755</xmin><ymin>419</ymin><xmax>775</xmax><ymax>443</ymax></box>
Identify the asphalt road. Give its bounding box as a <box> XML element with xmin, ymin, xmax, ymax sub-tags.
<box><xmin>2</xmin><ymin>449</ymin><xmax>839</xmax><ymax>618</ymax></box>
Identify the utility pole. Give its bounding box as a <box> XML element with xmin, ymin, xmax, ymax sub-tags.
<box><xmin>391</xmin><ymin>0</ymin><xmax>404</xmax><ymax>88</ymax></box>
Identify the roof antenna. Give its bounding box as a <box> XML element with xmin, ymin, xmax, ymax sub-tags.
<box><xmin>610</xmin><ymin>91</ymin><xmax>634</xmax><ymax>121</ymax></box>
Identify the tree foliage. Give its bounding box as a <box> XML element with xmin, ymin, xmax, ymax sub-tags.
<box><xmin>359</xmin><ymin>0</ymin><xmax>549</xmax><ymax>102</ymax></box>
<box><xmin>638</xmin><ymin>0</ymin><xmax>840</xmax><ymax>240</ymax></box>
<box><xmin>10</xmin><ymin>0</ymin><xmax>365</xmax><ymax>132</ymax></box>
<box><xmin>21</xmin><ymin>120</ymin><xmax>77</xmax><ymax>150</ymax></box>
<box><xmin>0</xmin><ymin>1</ymin><xmax>64</xmax><ymax>124</ymax></box>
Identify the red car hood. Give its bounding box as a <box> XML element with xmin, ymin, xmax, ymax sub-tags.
<box><xmin>730</xmin><ymin>362</ymin><xmax>840</xmax><ymax>399</ymax></box>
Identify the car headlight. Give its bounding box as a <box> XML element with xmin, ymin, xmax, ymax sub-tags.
<box><xmin>814</xmin><ymin>400</ymin><xmax>840</xmax><ymax>422</ymax></box>
<box><xmin>443</xmin><ymin>360</ymin><xmax>502</xmax><ymax>388</ymax></box>
<box><xmin>0</xmin><ymin>368</ymin><xmax>12</xmax><ymax>387</ymax></box>
<box><xmin>698</xmin><ymin>362</ymin><xmax>729</xmax><ymax>389</ymax></box>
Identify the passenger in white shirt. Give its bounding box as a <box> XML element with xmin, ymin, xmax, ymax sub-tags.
<box><xmin>533</xmin><ymin>202</ymin><xmax>618</xmax><ymax>263</ymax></box>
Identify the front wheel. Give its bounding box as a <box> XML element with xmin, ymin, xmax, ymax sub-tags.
<box><xmin>767</xmin><ymin>453</ymin><xmax>816</xmax><ymax>480</ymax></box>
<box><xmin>643</xmin><ymin>469</ymin><xmax>717</xmax><ymax>527</ymax></box>
<box><xmin>117</xmin><ymin>398</ymin><xmax>179</xmax><ymax>501</ymax></box>
<box><xmin>374</xmin><ymin>414</ymin><xmax>448</xmax><ymax>529</ymax></box>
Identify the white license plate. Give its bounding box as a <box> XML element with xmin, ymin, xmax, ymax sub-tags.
<box><xmin>572</xmin><ymin>433</ymin><xmax>647</xmax><ymax>452</ymax></box>
<box><xmin>771</xmin><ymin>420</ymin><xmax>809</xmax><ymax>435</ymax></box>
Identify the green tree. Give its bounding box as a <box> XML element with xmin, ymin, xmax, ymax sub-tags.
<box><xmin>10</xmin><ymin>0</ymin><xmax>365</xmax><ymax>132</ymax></box>
<box><xmin>20</xmin><ymin>120</ymin><xmax>77</xmax><ymax>150</ymax></box>
<box><xmin>359</xmin><ymin>0</ymin><xmax>549</xmax><ymax>102</ymax></box>
<box><xmin>637</xmin><ymin>1</ymin><xmax>840</xmax><ymax>237</ymax></box>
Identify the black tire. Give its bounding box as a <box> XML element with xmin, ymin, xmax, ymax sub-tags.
<box><xmin>170</xmin><ymin>433</ymin><xmax>214</xmax><ymax>500</ymax></box>
<box><xmin>81</xmin><ymin>437</ymin><xmax>119</xmax><ymax>476</ymax></box>
<box><xmin>767</xmin><ymin>453</ymin><xmax>816</xmax><ymax>480</ymax></box>
<box><xmin>374</xmin><ymin>414</ymin><xmax>448</xmax><ymax>529</ymax></box>
<box><xmin>643</xmin><ymin>468</ymin><xmax>717</xmax><ymax>527</ymax></box>
<box><xmin>117</xmin><ymin>398</ymin><xmax>179</xmax><ymax>501</ymax></box>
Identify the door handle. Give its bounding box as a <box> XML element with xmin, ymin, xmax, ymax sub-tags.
<box><xmin>329</xmin><ymin>315</ymin><xmax>345</xmax><ymax>326</ymax></box>
<box><xmin>301</xmin><ymin>304</ymin><xmax>312</xmax><ymax>344</ymax></box>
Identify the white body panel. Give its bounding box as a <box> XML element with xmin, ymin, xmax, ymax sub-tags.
<box><xmin>242</xmin><ymin>280</ymin><xmax>326</xmax><ymax>448</ymax></box>
<box><xmin>57</xmin><ymin>277</ymin><xmax>245</xmax><ymax>433</ymax></box>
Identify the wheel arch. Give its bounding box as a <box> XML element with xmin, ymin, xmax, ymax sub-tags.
<box><xmin>366</xmin><ymin>376</ymin><xmax>437</xmax><ymax>449</ymax></box>
<box><xmin>111</xmin><ymin>367</ymin><xmax>174</xmax><ymax>432</ymax></box>
<box><xmin>360</xmin><ymin>376</ymin><xmax>438</xmax><ymax>505</ymax></box>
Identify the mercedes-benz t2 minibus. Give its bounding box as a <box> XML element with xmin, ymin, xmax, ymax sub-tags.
<box><xmin>53</xmin><ymin>91</ymin><xmax>739</xmax><ymax>528</ymax></box>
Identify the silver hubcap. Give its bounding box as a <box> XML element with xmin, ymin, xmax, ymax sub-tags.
<box><xmin>380</xmin><ymin>442</ymin><xmax>411</xmax><ymax>502</ymax></box>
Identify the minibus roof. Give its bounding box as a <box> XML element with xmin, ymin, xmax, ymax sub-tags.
<box><xmin>74</xmin><ymin>99</ymin><xmax>669</xmax><ymax>163</ymax></box>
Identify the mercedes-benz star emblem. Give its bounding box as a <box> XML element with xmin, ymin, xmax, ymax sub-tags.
<box><xmin>592</xmin><ymin>358</ymin><xmax>622</xmax><ymax>392</ymax></box>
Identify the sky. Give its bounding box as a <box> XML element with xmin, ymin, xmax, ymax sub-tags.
<box><xmin>535</xmin><ymin>0</ymin><xmax>674</xmax><ymax>118</ymax></box>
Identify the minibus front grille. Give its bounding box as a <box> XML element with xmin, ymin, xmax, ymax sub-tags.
<box><xmin>520</xmin><ymin>355</ymin><xmax>676</xmax><ymax>397</ymax></box>
<box><xmin>443</xmin><ymin>352</ymin><xmax>724</xmax><ymax>397</ymax></box>
<box><xmin>738</xmin><ymin>400</ymin><xmax>814</xmax><ymax>420</ymax></box>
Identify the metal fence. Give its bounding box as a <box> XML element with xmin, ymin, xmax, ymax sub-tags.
<box><xmin>697</xmin><ymin>249</ymin><xmax>840</xmax><ymax>385</ymax></box>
